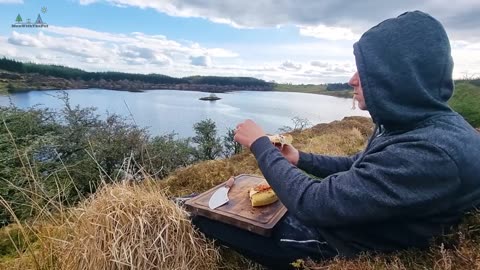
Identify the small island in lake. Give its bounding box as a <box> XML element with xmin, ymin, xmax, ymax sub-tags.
<box><xmin>199</xmin><ymin>93</ymin><xmax>221</xmax><ymax>101</ymax></box>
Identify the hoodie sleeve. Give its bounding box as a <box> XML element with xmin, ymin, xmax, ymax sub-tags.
<box><xmin>297</xmin><ymin>151</ymin><xmax>363</xmax><ymax>178</ymax></box>
<box><xmin>251</xmin><ymin>136</ymin><xmax>460</xmax><ymax>226</ymax></box>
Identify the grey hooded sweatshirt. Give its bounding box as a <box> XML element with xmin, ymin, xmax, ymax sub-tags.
<box><xmin>250</xmin><ymin>11</ymin><xmax>480</xmax><ymax>256</ymax></box>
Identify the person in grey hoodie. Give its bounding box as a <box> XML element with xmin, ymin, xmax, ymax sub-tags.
<box><xmin>192</xmin><ymin>11</ymin><xmax>480</xmax><ymax>270</ymax></box>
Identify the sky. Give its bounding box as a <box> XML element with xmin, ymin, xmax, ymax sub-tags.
<box><xmin>0</xmin><ymin>0</ymin><xmax>479</xmax><ymax>84</ymax></box>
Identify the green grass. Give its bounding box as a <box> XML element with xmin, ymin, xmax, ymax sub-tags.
<box><xmin>274</xmin><ymin>83</ymin><xmax>327</xmax><ymax>93</ymax></box>
<box><xmin>0</xmin><ymin>80</ymin><xmax>34</xmax><ymax>94</ymax></box>
<box><xmin>0</xmin><ymin>82</ymin><xmax>7</xmax><ymax>94</ymax></box>
<box><xmin>449</xmin><ymin>82</ymin><xmax>480</xmax><ymax>128</ymax></box>
<box><xmin>273</xmin><ymin>83</ymin><xmax>353</xmax><ymax>98</ymax></box>
<box><xmin>274</xmin><ymin>80</ymin><xmax>480</xmax><ymax>117</ymax></box>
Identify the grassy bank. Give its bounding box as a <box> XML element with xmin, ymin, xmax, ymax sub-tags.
<box><xmin>0</xmin><ymin>83</ymin><xmax>6</xmax><ymax>94</ymax></box>
<box><xmin>0</xmin><ymin>116</ymin><xmax>372</xmax><ymax>269</ymax></box>
<box><xmin>0</xmin><ymin>82</ymin><xmax>479</xmax><ymax>269</ymax></box>
<box><xmin>274</xmin><ymin>80</ymin><xmax>480</xmax><ymax>103</ymax></box>
<box><xmin>273</xmin><ymin>83</ymin><xmax>353</xmax><ymax>98</ymax></box>
<box><xmin>1</xmin><ymin>115</ymin><xmax>479</xmax><ymax>270</ymax></box>
<box><xmin>449</xmin><ymin>81</ymin><xmax>480</xmax><ymax>127</ymax></box>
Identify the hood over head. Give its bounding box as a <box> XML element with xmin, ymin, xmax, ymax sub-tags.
<box><xmin>353</xmin><ymin>11</ymin><xmax>454</xmax><ymax>129</ymax></box>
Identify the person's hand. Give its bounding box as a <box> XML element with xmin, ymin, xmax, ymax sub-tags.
<box><xmin>275</xmin><ymin>144</ymin><xmax>300</xmax><ymax>166</ymax></box>
<box><xmin>234</xmin><ymin>119</ymin><xmax>266</xmax><ymax>148</ymax></box>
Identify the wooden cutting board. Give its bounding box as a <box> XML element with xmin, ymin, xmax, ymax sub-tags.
<box><xmin>184</xmin><ymin>174</ymin><xmax>287</xmax><ymax>236</ymax></box>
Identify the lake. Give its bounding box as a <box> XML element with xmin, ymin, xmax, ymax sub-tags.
<box><xmin>0</xmin><ymin>89</ymin><xmax>371</xmax><ymax>138</ymax></box>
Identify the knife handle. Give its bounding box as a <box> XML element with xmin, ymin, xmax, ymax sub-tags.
<box><xmin>225</xmin><ymin>176</ymin><xmax>235</xmax><ymax>188</ymax></box>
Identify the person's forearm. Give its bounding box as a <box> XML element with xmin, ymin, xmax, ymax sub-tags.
<box><xmin>250</xmin><ymin>136</ymin><xmax>460</xmax><ymax>227</ymax></box>
<box><xmin>297</xmin><ymin>152</ymin><xmax>362</xmax><ymax>178</ymax></box>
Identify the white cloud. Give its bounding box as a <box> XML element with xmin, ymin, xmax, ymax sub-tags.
<box><xmin>451</xmin><ymin>40</ymin><xmax>480</xmax><ymax>78</ymax></box>
<box><xmin>46</xmin><ymin>26</ymin><xmax>137</xmax><ymax>43</ymax></box>
<box><xmin>2</xmin><ymin>22</ymin><xmax>480</xmax><ymax>84</ymax></box>
<box><xmin>3</xmin><ymin>26</ymin><xmax>238</xmax><ymax>72</ymax></box>
<box><xmin>204</xmin><ymin>48</ymin><xmax>238</xmax><ymax>58</ymax></box>
<box><xmin>279</xmin><ymin>61</ymin><xmax>302</xmax><ymax>71</ymax></box>
<box><xmin>8</xmin><ymin>31</ymin><xmax>115</xmax><ymax>61</ymax></box>
<box><xmin>311</xmin><ymin>61</ymin><xmax>329</xmax><ymax>68</ymax></box>
<box><xmin>0</xmin><ymin>29</ymin><xmax>358</xmax><ymax>83</ymax></box>
<box><xmin>0</xmin><ymin>0</ymin><xmax>23</xmax><ymax>3</ymax></box>
<box><xmin>190</xmin><ymin>55</ymin><xmax>212</xmax><ymax>67</ymax></box>
<box><xmin>327</xmin><ymin>66</ymin><xmax>351</xmax><ymax>73</ymax></box>
<box><xmin>299</xmin><ymin>25</ymin><xmax>359</xmax><ymax>41</ymax></box>
<box><xmin>76</xmin><ymin>0</ymin><xmax>480</xmax><ymax>41</ymax></box>
<box><xmin>8</xmin><ymin>31</ymin><xmax>44</xmax><ymax>47</ymax></box>
<box><xmin>43</xmin><ymin>26</ymin><xmax>239</xmax><ymax>61</ymax></box>
<box><xmin>78</xmin><ymin>0</ymin><xmax>97</xmax><ymax>5</ymax></box>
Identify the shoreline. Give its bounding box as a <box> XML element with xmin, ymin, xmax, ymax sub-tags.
<box><xmin>0</xmin><ymin>70</ymin><xmax>353</xmax><ymax>98</ymax></box>
<box><xmin>0</xmin><ymin>86</ymin><xmax>353</xmax><ymax>99</ymax></box>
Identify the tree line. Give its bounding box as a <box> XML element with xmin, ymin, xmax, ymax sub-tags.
<box><xmin>0</xmin><ymin>57</ymin><xmax>271</xmax><ymax>87</ymax></box>
<box><xmin>326</xmin><ymin>82</ymin><xmax>352</xmax><ymax>91</ymax></box>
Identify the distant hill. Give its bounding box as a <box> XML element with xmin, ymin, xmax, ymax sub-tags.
<box><xmin>0</xmin><ymin>57</ymin><xmax>273</xmax><ymax>93</ymax></box>
<box><xmin>0</xmin><ymin>57</ymin><xmax>356</xmax><ymax>97</ymax></box>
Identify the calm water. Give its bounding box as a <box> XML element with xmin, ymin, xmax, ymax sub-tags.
<box><xmin>0</xmin><ymin>89</ymin><xmax>370</xmax><ymax>138</ymax></box>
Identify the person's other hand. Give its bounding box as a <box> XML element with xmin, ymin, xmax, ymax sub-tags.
<box><xmin>234</xmin><ymin>119</ymin><xmax>266</xmax><ymax>148</ymax></box>
<box><xmin>276</xmin><ymin>144</ymin><xmax>300</xmax><ymax>166</ymax></box>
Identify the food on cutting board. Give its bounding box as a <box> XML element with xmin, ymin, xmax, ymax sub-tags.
<box><xmin>249</xmin><ymin>183</ymin><xmax>278</xmax><ymax>207</ymax></box>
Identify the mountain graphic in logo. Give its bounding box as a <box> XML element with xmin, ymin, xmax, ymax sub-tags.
<box><xmin>12</xmin><ymin>9</ymin><xmax>48</xmax><ymax>28</ymax></box>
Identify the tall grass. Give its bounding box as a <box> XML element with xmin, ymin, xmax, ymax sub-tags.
<box><xmin>1</xmin><ymin>116</ymin><xmax>479</xmax><ymax>270</ymax></box>
<box><xmin>0</xmin><ymin>123</ymin><xmax>222</xmax><ymax>270</ymax></box>
<box><xmin>57</xmin><ymin>183</ymin><xmax>220</xmax><ymax>270</ymax></box>
<box><xmin>0</xmin><ymin>176</ymin><xmax>222</xmax><ymax>270</ymax></box>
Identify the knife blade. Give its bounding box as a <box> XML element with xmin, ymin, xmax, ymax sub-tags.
<box><xmin>208</xmin><ymin>176</ymin><xmax>236</xmax><ymax>209</ymax></box>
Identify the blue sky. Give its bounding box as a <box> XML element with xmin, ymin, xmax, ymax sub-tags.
<box><xmin>0</xmin><ymin>0</ymin><xmax>479</xmax><ymax>83</ymax></box>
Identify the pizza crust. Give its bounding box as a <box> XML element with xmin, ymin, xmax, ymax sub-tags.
<box><xmin>267</xmin><ymin>134</ymin><xmax>293</xmax><ymax>147</ymax></box>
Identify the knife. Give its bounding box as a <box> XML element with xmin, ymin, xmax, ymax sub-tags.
<box><xmin>208</xmin><ymin>176</ymin><xmax>236</xmax><ymax>209</ymax></box>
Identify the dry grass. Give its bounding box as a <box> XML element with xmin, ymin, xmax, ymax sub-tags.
<box><xmin>0</xmin><ymin>116</ymin><xmax>373</xmax><ymax>270</ymax></box>
<box><xmin>0</xmin><ymin>183</ymin><xmax>221</xmax><ymax>270</ymax></box>
<box><xmin>294</xmin><ymin>213</ymin><xmax>480</xmax><ymax>270</ymax></box>
<box><xmin>55</xmin><ymin>183</ymin><xmax>220</xmax><ymax>270</ymax></box>
<box><xmin>4</xmin><ymin>116</ymin><xmax>480</xmax><ymax>270</ymax></box>
<box><xmin>158</xmin><ymin>116</ymin><xmax>373</xmax><ymax>198</ymax></box>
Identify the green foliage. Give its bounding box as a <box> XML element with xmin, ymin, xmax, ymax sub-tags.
<box><xmin>273</xmin><ymin>83</ymin><xmax>353</xmax><ymax>98</ymax></box>
<box><xmin>0</xmin><ymin>106</ymin><xmax>60</xmax><ymax>225</ymax></box>
<box><xmin>274</xmin><ymin>83</ymin><xmax>326</xmax><ymax>93</ymax></box>
<box><xmin>184</xmin><ymin>75</ymin><xmax>271</xmax><ymax>87</ymax></box>
<box><xmin>0</xmin><ymin>57</ymin><xmax>272</xmax><ymax>88</ymax></box>
<box><xmin>326</xmin><ymin>82</ymin><xmax>352</xmax><ymax>91</ymax></box>
<box><xmin>222</xmin><ymin>128</ymin><xmax>242</xmax><ymax>158</ymax></box>
<box><xmin>5</xmin><ymin>83</ymin><xmax>15</xmax><ymax>92</ymax></box>
<box><xmin>0</xmin><ymin>99</ymin><xmax>241</xmax><ymax>227</ymax></box>
<box><xmin>0</xmin><ymin>225</ymin><xmax>36</xmax><ymax>258</ymax></box>
<box><xmin>143</xmin><ymin>133</ymin><xmax>195</xmax><ymax>179</ymax></box>
<box><xmin>449</xmin><ymin>82</ymin><xmax>480</xmax><ymax>127</ymax></box>
<box><xmin>470</xmin><ymin>79</ymin><xmax>480</xmax><ymax>87</ymax></box>
<box><xmin>0</xmin><ymin>103</ymin><xmax>148</xmax><ymax>224</ymax></box>
<box><xmin>89</xmin><ymin>114</ymin><xmax>148</xmax><ymax>176</ymax></box>
<box><xmin>192</xmin><ymin>119</ymin><xmax>223</xmax><ymax>160</ymax></box>
<box><xmin>0</xmin><ymin>58</ymin><xmax>24</xmax><ymax>73</ymax></box>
